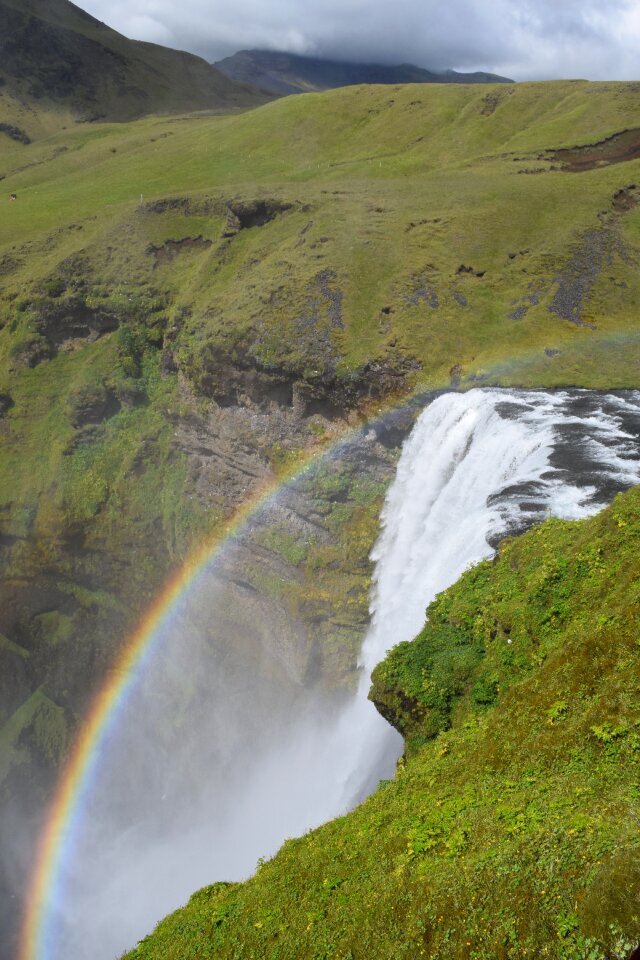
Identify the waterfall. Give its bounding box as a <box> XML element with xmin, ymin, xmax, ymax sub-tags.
<box><xmin>49</xmin><ymin>389</ymin><xmax>640</xmax><ymax>960</ymax></box>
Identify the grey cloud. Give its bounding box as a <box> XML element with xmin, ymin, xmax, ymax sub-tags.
<box><xmin>82</xmin><ymin>0</ymin><xmax>640</xmax><ymax>80</ymax></box>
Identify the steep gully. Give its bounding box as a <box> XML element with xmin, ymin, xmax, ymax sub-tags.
<box><xmin>46</xmin><ymin>389</ymin><xmax>640</xmax><ymax>960</ymax></box>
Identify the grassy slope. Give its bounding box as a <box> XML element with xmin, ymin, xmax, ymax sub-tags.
<box><xmin>126</xmin><ymin>484</ymin><xmax>640</xmax><ymax>960</ymax></box>
<box><xmin>0</xmin><ymin>0</ymin><xmax>266</xmax><ymax>124</ymax></box>
<box><xmin>3</xmin><ymin>82</ymin><xmax>640</xmax><ymax>388</ymax></box>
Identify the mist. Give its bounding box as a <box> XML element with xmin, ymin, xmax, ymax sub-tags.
<box><xmin>33</xmin><ymin>389</ymin><xmax>640</xmax><ymax>960</ymax></box>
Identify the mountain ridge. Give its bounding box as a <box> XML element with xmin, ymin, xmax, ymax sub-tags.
<box><xmin>0</xmin><ymin>0</ymin><xmax>269</xmax><ymax>126</ymax></box>
<box><xmin>214</xmin><ymin>48</ymin><xmax>513</xmax><ymax>95</ymax></box>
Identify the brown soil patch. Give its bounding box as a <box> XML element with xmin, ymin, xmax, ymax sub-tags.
<box><xmin>612</xmin><ymin>183</ymin><xmax>639</xmax><ymax>212</ymax></box>
<box><xmin>146</xmin><ymin>236</ymin><xmax>212</xmax><ymax>266</ymax></box>
<box><xmin>550</xmin><ymin>128</ymin><xmax>640</xmax><ymax>172</ymax></box>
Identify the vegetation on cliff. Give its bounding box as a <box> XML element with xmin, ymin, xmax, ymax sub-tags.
<box><xmin>125</xmin><ymin>484</ymin><xmax>640</xmax><ymax>960</ymax></box>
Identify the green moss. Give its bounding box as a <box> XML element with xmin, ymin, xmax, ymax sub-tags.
<box><xmin>253</xmin><ymin>526</ymin><xmax>312</xmax><ymax>567</ymax></box>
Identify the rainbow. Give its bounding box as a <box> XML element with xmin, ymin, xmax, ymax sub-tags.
<box><xmin>17</xmin><ymin>398</ymin><xmax>409</xmax><ymax>960</ymax></box>
<box><xmin>15</xmin><ymin>340</ymin><xmax>573</xmax><ymax>959</ymax></box>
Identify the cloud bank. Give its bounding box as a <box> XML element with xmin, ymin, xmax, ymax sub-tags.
<box><xmin>78</xmin><ymin>0</ymin><xmax>640</xmax><ymax>80</ymax></box>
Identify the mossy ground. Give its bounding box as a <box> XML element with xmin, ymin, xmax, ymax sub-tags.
<box><xmin>126</xmin><ymin>485</ymin><xmax>640</xmax><ymax>960</ymax></box>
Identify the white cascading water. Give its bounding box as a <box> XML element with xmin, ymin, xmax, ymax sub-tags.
<box><xmin>316</xmin><ymin>388</ymin><xmax>640</xmax><ymax>805</ymax></box>
<box><xmin>49</xmin><ymin>389</ymin><xmax>640</xmax><ymax>960</ymax></box>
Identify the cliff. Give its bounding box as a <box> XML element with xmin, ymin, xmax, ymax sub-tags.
<box><xmin>126</xmin><ymin>484</ymin><xmax>640</xmax><ymax>959</ymax></box>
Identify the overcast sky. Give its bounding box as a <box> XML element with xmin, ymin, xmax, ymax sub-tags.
<box><xmin>78</xmin><ymin>0</ymin><xmax>640</xmax><ymax>80</ymax></box>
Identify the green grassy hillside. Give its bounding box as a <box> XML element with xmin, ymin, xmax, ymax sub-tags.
<box><xmin>4</xmin><ymin>80</ymin><xmax>640</xmax><ymax>391</ymax></box>
<box><xmin>125</xmin><ymin>484</ymin><xmax>640</xmax><ymax>960</ymax></box>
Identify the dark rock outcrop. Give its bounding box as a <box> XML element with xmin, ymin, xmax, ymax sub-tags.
<box><xmin>34</xmin><ymin>295</ymin><xmax>121</xmax><ymax>347</ymax></box>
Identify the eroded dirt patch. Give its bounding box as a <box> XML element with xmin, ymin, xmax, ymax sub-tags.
<box><xmin>612</xmin><ymin>184</ymin><xmax>639</xmax><ymax>212</ymax></box>
<box><xmin>550</xmin><ymin>128</ymin><xmax>640</xmax><ymax>172</ymax></box>
<box><xmin>480</xmin><ymin>89</ymin><xmax>513</xmax><ymax>116</ymax></box>
<box><xmin>222</xmin><ymin>199</ymin><xmax>293</xmax><ymax>237</ymax></box>
<box><xmin>146</xmin><ymin>236</ymin><xmax>212</xmax><ymax>267</ymax></box>
<box><xmin>457</xmin><ymin>264</ymin><xmax>485</xmax><ymax>278</ymax></box>
<box><xmin>34</xmin><ymin>295</ymin><xmax>121</xmax><ymax>347</ymax></box>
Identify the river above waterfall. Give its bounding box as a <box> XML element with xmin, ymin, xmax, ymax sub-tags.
<box><xmin>41</xmin><ymin>389</ymin><xmax>640</xmax><ymax>960</ymax></box>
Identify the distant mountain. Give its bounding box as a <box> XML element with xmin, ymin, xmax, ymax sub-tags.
<box><xmin>0</xmin><ymin>0</ymin><xmax>269</xmax><ymax>124</ymax></box>
<box><xmin>214</xmin><ymin>49</ymin><xmax>513</xmax><ymax>96</ymax></box>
